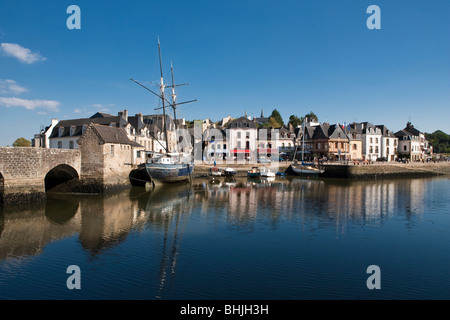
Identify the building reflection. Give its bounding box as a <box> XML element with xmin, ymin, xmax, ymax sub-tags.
<box><xmin>0</xmin><ymin>177</ymin><xmax>429</xmax><ymax>262</ymax></box>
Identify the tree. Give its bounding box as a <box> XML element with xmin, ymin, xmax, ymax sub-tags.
<box><xmin>304</xmin><ymin>111</ymin><xmax>318</xmax><ymax>122</ymax></box>
<box><xmin>425</xmin><ymin>130</ymin><xmax>450</xmax><ymax>154</ymax></box>
<box><xmin>12</xmin><ymin>137</ymin><xmax>31</xmax><ymax>147</ymax></box>
<box><xmin>270</xmin><ymin>109</ymin><xmax>284</xmax><ymax>127</ymax></box>
<box><xmin>289</xmin><ymin>115</ymin><xmax>301</xmax><ymax>127</ymax></box>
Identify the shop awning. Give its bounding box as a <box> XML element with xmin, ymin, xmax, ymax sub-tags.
<box><xmin>231</xmin><ymin>149</ymin><xmax>251</xmax><ymax>153</ymax></box>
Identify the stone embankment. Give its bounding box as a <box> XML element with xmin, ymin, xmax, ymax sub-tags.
<box><xmin>194</xmin><ymin>161</ymin><xmax>450</xmax><ymax>179</ymax></box>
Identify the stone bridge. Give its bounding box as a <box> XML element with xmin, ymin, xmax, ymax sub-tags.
<box><xmin>0</xmin><ymin>147</ymin><xmax>81</xmax><ymax>205</ymax></box>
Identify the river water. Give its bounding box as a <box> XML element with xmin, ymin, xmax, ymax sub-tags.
<box><xmin>0</xmin><ymin>176</ymin><xmax>449</xmax><ymax>300</ymax></box>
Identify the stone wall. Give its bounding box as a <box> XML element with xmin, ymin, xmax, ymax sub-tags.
<box><xmin>320</xmin><ymin>162</ymin><xmax>450</xmax><ymax>179</ymax></box>
<box><xmin>0</xmin><ymin>147</ymin><xmax>81</xmax><ymax>205</ymax></box>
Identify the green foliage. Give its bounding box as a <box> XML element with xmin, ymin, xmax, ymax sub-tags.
<box><xmin>304</xmin><ymin>111</ymin><xmax>318</xmax><ymax>122</ymax></box>
<box><xmin>425</xmin><ymin>130</ymin><xmax>450</xmax><ymax>153</ymax></box>
<box><xmin>268</xmin><ymin>116</ymin><xmax>282</xmax><ymax>128</ymax></box>
<box><xmin>270</xmin><ymin>109</ymin><xmax>284</xmax><ymax>126</ymax></box>
<box><xmin>289</xmin><ymin>115</ymin><xmax>301</xmax><ymax>127</ymax></box>
<box><xmin>12</xmin><ymin>137</ymin><xmax>31</xmax><ymax>147</ymax></box>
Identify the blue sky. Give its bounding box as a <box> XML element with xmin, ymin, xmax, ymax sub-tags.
<box><xmin>0</xmin><ymin>0</ymin><xmax>449</xmax><ymax>146</ymax></box>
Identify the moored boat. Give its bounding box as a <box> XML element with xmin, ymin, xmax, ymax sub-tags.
<box><xmin>260</xmin><ymin>167</ymin><xmax>276</xmax><ymax>177</ymax></box>
<box><xmin>291</xmin><ymin>117</ymin><xmax>324</xmax><ymax>176</ymax></box>
<box><xmin>131</xmin><ymin>39</ymin><xmax>196</xmax><ymax>185</ymax></box>
<box><xmin>291</xmin><ymin>162</ymin><xmax>324</xmax><ymax>175</ymax></box>
<box><xmin>223</xmin><ymin>167</ymin><xmax>237</xmax><ymax>177</ymax></box>
<box><xmin>247</xmin><ymin>167</ymin><xmax>261</xmax><ymax>178</ymax></box>
<box><xmin>209</xmin><ymin>166</ymin><xmax>222</xmax><ymax>177</ymax></box>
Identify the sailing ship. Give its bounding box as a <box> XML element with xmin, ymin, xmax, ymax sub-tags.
<box><xmin>131</xmin><ymin>39</ymin><xmax>196</xmax><ymax>184</ymax></box>
<box><xmin>291</xmin><ymin>118</ymin><xmax>324</xmax><ymax>176</ymax></box>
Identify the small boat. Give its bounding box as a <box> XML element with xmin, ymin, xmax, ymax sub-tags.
<box><xmin>209</xmin><ymin>166</ymin><xmax>222</xmax><ymax>177</ymax></box>
<box><xmin>260</xmin><ymin>168</ymin><xmax>276</xmax><ymax>177</ymax></box>
<box><xmin>247</xmin><ymin>167</ymin><xmax>261</xmax><ymax>177</ymax></box>
<box><xmin>291</xmin><ymin>162</ymin><xmax>324</xmax><ymax>175</ymax></box>
<box><xmin>223</xmin><ymin>167</ymin><xmax>237</xmax><ymax>177</ymax></box>
<box><xmin>276</xmin><ymin>171</ymin><xmax>286</xmax><ymax>177</ymax></box>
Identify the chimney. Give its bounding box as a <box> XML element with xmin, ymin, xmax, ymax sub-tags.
<box><xmin>119</xmin><ymin>109</ymin><xmax>128</xmax><ymax>121</ymax></box>
<box><xmin>51</xmin><ymin>118</ymin><xmax>59</xmax><ymax>127</ymax></box>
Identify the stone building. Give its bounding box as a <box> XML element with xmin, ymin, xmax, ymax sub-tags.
<box><xmin>77</xmin><ymin>123</ymin><xmax>145</xmax><ymax>190</ymax></box>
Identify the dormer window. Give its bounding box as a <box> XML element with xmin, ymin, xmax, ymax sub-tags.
<box><xmin>82</xmin><ymin>125</ymin><xmax>87</xmax><ymax>134</ymax></box>
<box><xmin>58</xmin><ymin>127</ymin><xmax>64</xmax><ymax>137</ymax></box>
<box><xmin>70</xmin><ymin>126</ymin><xmax>76</xmax><ymax>136</ymax></box>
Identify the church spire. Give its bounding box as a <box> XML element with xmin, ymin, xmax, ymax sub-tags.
<box><xmin>261</xmin><ymin>106</ymin><xmax>264</xmax><ymax>118</ymax></box>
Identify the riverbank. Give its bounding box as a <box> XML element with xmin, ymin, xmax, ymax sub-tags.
<box><xmin>193</xmin><ymin>161</ymin><xmax>450</xmax><ymax>179</ymax></box>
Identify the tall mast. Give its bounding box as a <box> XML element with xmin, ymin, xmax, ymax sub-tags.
<box><xmin>158</xmin><ymin>38</ymin><xmax>170</xmax><ymax>153</ymax></box>
<box><xmin>170</xmin><ymin>62</ymin><xmax>178</xmax><ymax>129</ymax></box>
<box><xmin>302</xmin><ymin>117</ymin><xmax>306</xmax><ymax>162</ymax></box>
<box><xmin>170</xmin><ymin>63</ymin><xmax>179</xmax><ymax>153</ymax></box>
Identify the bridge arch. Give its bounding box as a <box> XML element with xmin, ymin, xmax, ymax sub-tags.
<box><xmin>44</xmin><ymin>164</ymin><xmax>80</xmax><ymax>192</ymax></box>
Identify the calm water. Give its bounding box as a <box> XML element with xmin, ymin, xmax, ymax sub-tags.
<box><xmin>0</xmin><ymin>176</ymin><xmax>449</xmax><ymax>300</ymax></box>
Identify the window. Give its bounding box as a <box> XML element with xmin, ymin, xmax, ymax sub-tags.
<box><xmin>137</xmin><ymin>150</ymin><xmax>141</xmax><ymax>158</ymax></box>
<box><xmin>369</xmin><ymin>146</ymin><xmax>373</xmax><ymax>153</ymax></box>
<box><xmin>386</xmin><ymin>138</ymin><xmax>389</xmax><ymax>145</ymax></box>
<box><xmin>370</xmin><ymin>138</ymin><xmax>373</xmax><ymax>143</ymax></box>
<box><xmin>237</xmin><ymin>132</ymin><xmax>241</xmax><ymax>139</ymax></box>
<box><xmin>375</xmin><ymin>146</ymin><xmax>379</xmax><ymax>153</ymax></box>
<box><xmin>237</xmin><ymin>141</ymin><xmax>241</xmax><ymax>149</ymax></box>
<box><xmin>58</xmin><ymin>141</ymin><xmax>62</xmax><ymax>149</ymax></box>
<box><xmin>58</xmin><ymin>127</ymin><xmax>64</xmax><ymax>137</ymax></box>
<box><xmin>70</xmin><ymin>126</ymin><xmax>76</xmax><ymax>136</ymax></box>
<box><xmin>82</xmin><ymin>125</ymin><xmax>87</xmax><ymax>134</ymax></box>
<box><xmin>69</xmin><ymin>141</ymin><xmax>74</xmax><ymax>149</ymax></box>
<box><xmin>375</xmin><ymin>138</ymin><xmax>379</xmax><ymax>144</ymax></box>
<box><xmin>110</xmin><ymin>145</ymin><xmax>115</xmax><ymax>156</ymax></box>
<box><xmin>353</xmin><ymin>144</ymin><xmax>357</xmax><ymax>150</ymax></box>
<box><xmin>404</xmin><ymin>145</ymin><xmax>407</xmax><ymax>151</ymax></box>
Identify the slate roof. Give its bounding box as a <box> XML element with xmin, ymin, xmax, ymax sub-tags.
<box><xmin>376</xmin><ymin>125</ymin><xmax>396</xmax><ymax>138</ymax></box>
<box><xmin>49</xmin><ymin>116</ymin><xmax>124</xmax><ymax>138</ymax></box>
<box><xmin>227</xmin><ymin>116</ymin><xmax>256</xmax><ymax>129</ymax></box>
<box><xmin>90</xmin><ymin>124</ymin><xmax>143</xmax><ymax>147</ymax></box>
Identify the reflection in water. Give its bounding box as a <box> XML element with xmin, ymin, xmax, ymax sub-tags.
<box><xmin>0</xmin><ymin>177</ymin><xmax>432</xmax><ymax>260</ymax></box>
<box><xmin>0</xmin><ymin>176</ymin><xmax>447</xmax><ymax>299</ymax></box>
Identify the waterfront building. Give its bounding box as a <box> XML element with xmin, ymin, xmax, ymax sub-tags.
<box><xmin>350</xmin><ymin>122</ymin><xmax>382</xmax><ymax>162</ymax></box>
<box><xmin>227</xmin><ymin>116</ymin><xmax>258</xmax><ymax>162</ymax></box>
<box><xmin>394</xmin><ymin>121</ymin><xmax>428</xmax><ymax>161</ymax></box>
<box><xmin>344</xmin><ymin>126</ymin><xmax>363</xmax><ymax>161</ymax></box>
<box><xmin>302</xmin><ymin>123</ymin><xmax>350</xmax><ymax>161</ymax></box>
<box><xmin>33</xmin><ymin>110</ymin><xmax>177</xmax><ymax>153</ymax></box>
<box><xmin>376</xmin><ymin>125</ymin><xmax>398</xmax><ymax>162</ymax></box>
<box><xmin>203</xmin><ymin>127</ymin><xmax>228</xmax><ymax>161</ymax></box>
